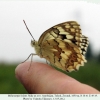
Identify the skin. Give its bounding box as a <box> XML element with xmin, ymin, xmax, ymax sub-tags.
<box><xmin>15</xmin><ymin>62</ymin><xmax>100</xmax><ymax>94</ymax></box>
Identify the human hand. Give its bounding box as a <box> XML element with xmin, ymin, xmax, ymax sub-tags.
<box><xmin>15</xmin><ymin>62</ymin><xmax>100</xmax><ymax>94</ymax></box>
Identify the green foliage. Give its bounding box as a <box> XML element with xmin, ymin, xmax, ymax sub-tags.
<box><xmin>0</xmin><ymin>63</ymin><xmax>27</xmax><ymax>94</ymax></box>
<box><xmin>86</xmin><ymin>44</ymin><xmax>93</xmax><ymax>60</ymax></box>
<box><xmin>96</xmin><ymin>52</ymin><xmax>100</xmax><ymax>63</ymax></box>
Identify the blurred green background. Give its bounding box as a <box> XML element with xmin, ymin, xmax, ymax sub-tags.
<box><xmin>0</xmin><ymin>44</ymin><xmax>100</xmax><ymax>94</ymax></box>
<box><xmin>0</xmin><ymin>63</ymin><xmax>27</xmax><ymax>93</ymax></box>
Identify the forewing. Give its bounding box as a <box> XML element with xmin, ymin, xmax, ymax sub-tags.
<box><xmin>38</xmin><ymin>21</ymin><xmax>89</xmax><ymax>56</ymax></box>
<box><xmin>41</xmin><ymin>39</ymin><xmax>86</xmax><ymax>72</ymax></box>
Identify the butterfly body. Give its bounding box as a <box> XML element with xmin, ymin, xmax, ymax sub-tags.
<box><xmin>24</xmin><ymin>21</ymin><xmax>89</xmax><ymax>72</ymax></box>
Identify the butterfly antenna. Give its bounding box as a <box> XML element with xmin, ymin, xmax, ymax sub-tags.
<box><xmin>23</xmin><ymin>20</ymin><xmax>35</xmax><ymax>41</ymax></box>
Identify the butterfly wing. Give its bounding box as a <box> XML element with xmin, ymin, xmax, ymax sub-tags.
<box><xmin>38</xmin><ymin>21</ymin><xmax>89</xmax><ymax>56</ymax></box>
<box><xmin>40</xmin><ymin>39</ymin><xmax>86</xmax><ymax>72</ymax></box>
<box><xmin>38</xmin><ymin>21</ymin><xmax>89</xmax><ymax>72</ymax></box>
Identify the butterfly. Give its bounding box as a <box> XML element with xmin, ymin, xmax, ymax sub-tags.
<box><xmin>23</xmin><ymin>20</ymin><xmax>89</xmax><ymax>72</ymax></box>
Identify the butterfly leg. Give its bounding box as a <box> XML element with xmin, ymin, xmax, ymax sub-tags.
<box><xmin>21</xmin><ymin>53</ymin><xmax>37</xmax><ymax>71</ymax></box>
<box><xmin>21</xmin><ymin>53</ymin><xmax>37</xmax><ymax>63</ymax></box>
<box><xmin>46</xmin><ymin>60</ymin><xmax>49</xmax><ymax>64</ymax></box>
<box><xmin>46</xmin><ymin>60</ymin><xmax>52</xmax><ymax>66</ymax></box>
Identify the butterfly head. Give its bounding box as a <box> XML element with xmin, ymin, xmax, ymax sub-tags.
<box><xmin>31</xmin><ymin>40</ymin><xmax>38</xmax><ymax>47</ymax></box>
<box><xmin>31</xmin><ymin>40</ymin><xmax>40</xmax><ymax>55</ymax></box>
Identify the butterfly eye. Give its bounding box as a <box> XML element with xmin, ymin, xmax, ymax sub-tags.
<box><xmin>31</xmin><ymin>40</ymin><xmax>35</xmax><ymax>47</ymax></box>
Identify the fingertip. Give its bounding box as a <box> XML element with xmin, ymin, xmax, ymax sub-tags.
<box><xmin>15</xmin><ymin>62</ymin><xmax>28</xmax><ymax>83</ymax></box>
<box><xmin>15</xmin><ymin>62</ymin><xmax>59</xmax><ymax>93</ymax></box>
<box><xmin>15</xmin><ymin>62</ymin><xmax>55</xmax><ymax>85</ymax></box>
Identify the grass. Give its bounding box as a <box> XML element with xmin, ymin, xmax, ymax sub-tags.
<box><xmin>0</xmin><ymin>63</ymin><xmax>27</xmax><ymax>94</ymax></box>
<box><xmin>0</xmin><ymin>60</ymin><xmax>100</xmax><ymax>93</ymax></box>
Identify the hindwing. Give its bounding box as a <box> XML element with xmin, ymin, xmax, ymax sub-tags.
<box><xmin>40</xmin><ymin>39</ymin><xmax>86</xmax><ymax>72</ymax></box>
